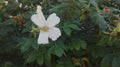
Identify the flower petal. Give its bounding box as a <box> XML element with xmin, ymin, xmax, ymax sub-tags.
<box><xmin>31</xmin><ymin>5</ymin><xmax>46</xmax><ymax>27</ymax></box>
<box><xmin>48</xmin><ymin>27</ymin><xmax>61</xmax><ymax>41</ymax></box>
<box><xmin>38</xmin><ymin>31</ymin><xmax>49</xmax><ymax>44</ymax></box>
<box><xmin>36</xmin><ymin>5</ymin><xmax>42</xmax><ymax>13</ymax></box>
<box><xmin>46</xmin><ymin>13</ymin><xmax>60</xmax><ymax>27</ymax></box>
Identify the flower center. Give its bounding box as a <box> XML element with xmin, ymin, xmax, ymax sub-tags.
<box><xmin>41</xmin><ymin>26</ymin><xmax>49</xmax><ymax>32</ymax></box>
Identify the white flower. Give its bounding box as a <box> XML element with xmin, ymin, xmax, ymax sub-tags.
<box><xmin>31</xmin><ymin>5</ymin><xmax>61</xmax><ymax>44</ymax></box>
<box><xmin>19</xmin><ymin>3</ymin><xmax>22</xmax><ymax>8</ymax></box>
<box><xmin>15</xmin><ymin>0</ymin><xmax>19</xmax><ymax>3</ymax></box>
<box><xmin>3</xmin><ymin>1</ymin><xmax>8</xmax><ymax>5</ymax></box>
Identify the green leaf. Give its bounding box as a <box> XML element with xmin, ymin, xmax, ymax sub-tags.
<box><xmin>79</xmin><ymin>40</ymin><xmax>87</xmax><ymax>49</ymax></box>
<box><xmin>112</xmin><ymin>57</ymin><xmax>120</xmax><ymax>67</ymax></box>
<box><xmin>63</xmin><ymin>27</ymin><xmax>72</xmax><ymax>36</ymax></box>
<box><xmin>32</xmin><ymin>42</ymin><xmax>39</xmax><ymax>50</ymax></box>
<box><xmin>45</xmin><ymin>51</ymin><xmax>51</xmax><ymax>60</ymax></box>
<box><xmin>49</xmin><ymin>46</ymin><xmax>56</xmax><ymax>54</ymax></box>
<box><xmin>27</xmin><ymin>52</ymin><xmax>38</xmax><ymax>63</ymax></box>
<box><xmin>37</xmin><ymin>54</ymin><xmax>44</xmax><ymax>65</ymax></box>
<box><xmin>20</xmin><ymin>38</ymin><xmax>37</xmax><ymax>53</ymax></box>
<box><xmin>69</xmin><ymin>24</ymin><xmax>80</xmax><ymax>30</ymax></box>
<box><xmin>73</xmin><ymin>42</ymin><xmax>81</xmax><ymax>50</ymax></box>
<box><xmin>57</xmin><ymin>42</ymin><xmax>67</xmax><ymax>50</ymax></box>
<box><xmin>97</xmin><ymin>16</ymin><xmax>108</xmax><ymax>31</ymax></box>
<box><xmin>73</xmin><ymin>40</ymin><xmax>87</xmax><ymax>50</ymax></box>
<box><xmin>101</xmin><ymin>54</ymin><xmax>113</xmax><ymax>67</ymax></box>
<box><xmin>20</xmin><ymin>39</ymin><xmax>31</xmax><ymax>53</ymax></box>
<box><xmin>89</xmin><ymin>0</ymin><xmax>97</xmax><ymax>7</ymax></box>
<box><xmin>22</xmin><ymin>21</ymin><xmax>32</xmax><ymax>33</ymax></box>
<box><xmin>55</xmin><ymin>47</ymin><xmax>64</xmax><ymax>57</ymax></box>
<box><xmin>68</xmin><ymin>44</ymin><xmax>74</xmax><ymax>50</ymax></box>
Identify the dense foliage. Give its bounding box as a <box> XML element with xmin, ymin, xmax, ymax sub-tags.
<box><xmin>0</xmin><ymin>0</ymin><xmax>120</xmax><ymax>67</ymax></box>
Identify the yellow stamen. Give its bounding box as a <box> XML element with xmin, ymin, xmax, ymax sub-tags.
<box><xmin>41</xmin><ymin>26</ymin><xmax>49</xmax><ymax>32</ymax></box>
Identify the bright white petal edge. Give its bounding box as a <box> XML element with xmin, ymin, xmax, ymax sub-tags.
<box><xmin>31</xmin><ymin>5</ymin><xmax>45</xmax><ymax>27</ymax></box>
<box><xmin>46</xmin><ymin>13</ymin><xmax>60</xmax><ymax>27</ymax></box>
<box><xmin>31</xmin><ymin>14</ymin><xmax>45</xmax><ymax>27</ymax></box>
<box><xmin>48</xmin><ymin>27</ymin><xmax>61</xmax><ymax>41</ymax></box>
<box><xmin>38</xmin><ymin>31</ymin><xmax>49</xmax><ymax>44</ymax></box>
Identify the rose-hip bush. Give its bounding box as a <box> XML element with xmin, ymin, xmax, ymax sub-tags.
<box><xmin>0</xmin><ymin>0</ymin><xmax>120</xmax><ymax>67</ymax></box>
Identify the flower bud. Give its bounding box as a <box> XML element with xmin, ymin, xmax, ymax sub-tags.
<box><xmin>103</xmin><ymin>8</ymin><xmax>110</xmax><ymax>14</ymax></box>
